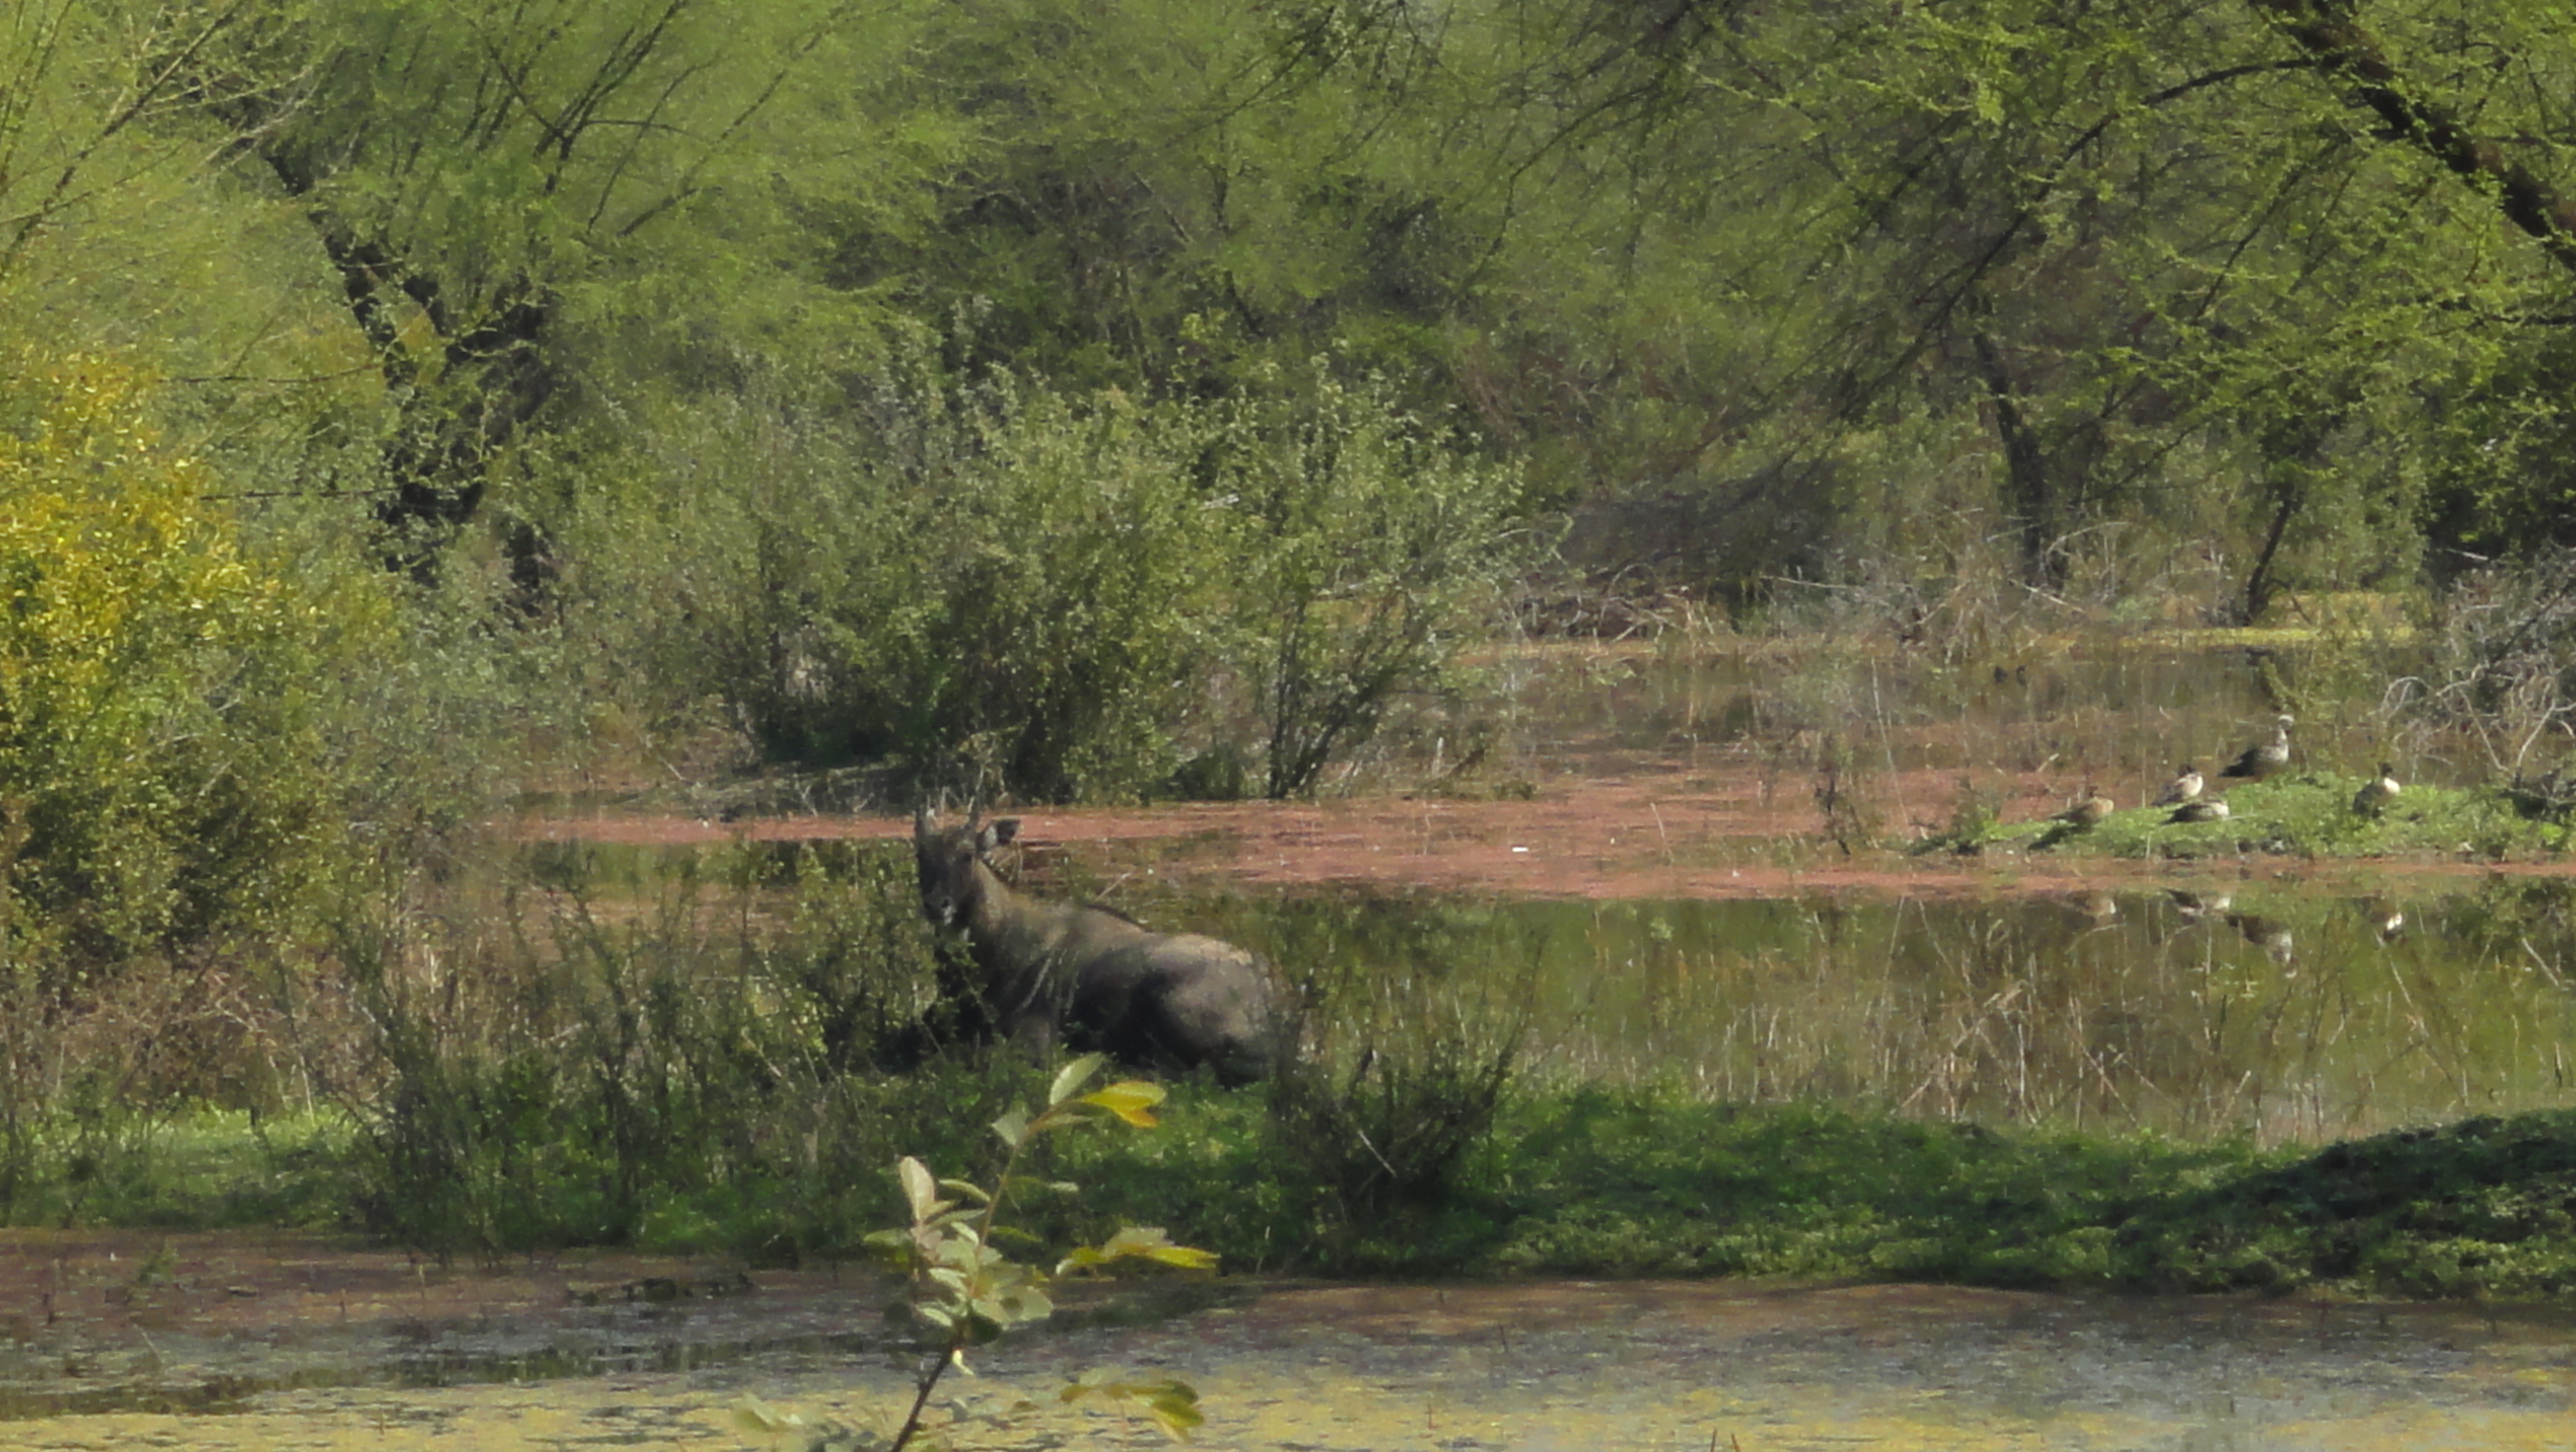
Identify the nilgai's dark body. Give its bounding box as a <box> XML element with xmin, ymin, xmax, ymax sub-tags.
<box><xmin>912</xmin><ymin>809</ymin><xmax>1278</xmax><ymax>1084</ymax></box>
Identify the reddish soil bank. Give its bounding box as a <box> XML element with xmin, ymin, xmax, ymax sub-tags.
<box><xmin>515</xmin><ymin>761</ymin><xmax>2576</xmax><ymax>902</ymax></box>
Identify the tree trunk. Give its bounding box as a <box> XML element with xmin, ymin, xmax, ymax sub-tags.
<box><xmin>1970</xmin><ymin>327</ymin><xmax>2063</xmax><ymax>590</ymax></box>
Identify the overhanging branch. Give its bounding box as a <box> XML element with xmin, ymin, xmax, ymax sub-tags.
<box><xmin>2250</xmin><ymin>0</ymin><xmax>2576</xmax><ymax>279</ymax></box>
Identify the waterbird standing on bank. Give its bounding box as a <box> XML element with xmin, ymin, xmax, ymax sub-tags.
<box><xmin>2219</xmin><ymin>715</ymin><xmax>2294</xmax><ymax>780</ymax></box>
<box><xmin>2152</xmin><ymin>763</ymin><xmax>2205</xmax><ymax>807</ymax></box>
<box><xmin>2360</xmin><ymin>898</ymin><xmax>2406</xmax><ymax>941</ymax></box>
<box><xmin>2353</xmin><ymin>762</ymin><xmax>2401</xmax><ymax>816</ymax></box>
<box><xmin>2167</xmin><ymin>797</ymin><xmax>2231</xmax><ymax>825</ymax></box>
<box><xmin>2053</xmin><ymin>785</ymin><xmax>2116</xmax><ymax>829</ymax></box>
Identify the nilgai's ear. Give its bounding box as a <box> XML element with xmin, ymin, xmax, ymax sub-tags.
<box><xmin>914</xmin><ymin>805</ymin><xmax>938</xmax><ymax>840</ymax></box>
<box><xmin>982</xmin><ymin>819</ymin><xmax>1021</xmax><ymax>850</ymax></box>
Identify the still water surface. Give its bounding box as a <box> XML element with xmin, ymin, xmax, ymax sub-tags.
<box><xmin>1185</xmin><ymin>879</ymin><xmax>2576</xmax><ymax>1143</ymax></box>
<box><xmin>570</xmin><ymin>826</ymin><xmax>2576</xmax><ymax>1144</ymax></box>
<box><xmin>8</xmin><ymin>1280</ymin><xmax>2573</xmax><ymax>1451</ymax></box>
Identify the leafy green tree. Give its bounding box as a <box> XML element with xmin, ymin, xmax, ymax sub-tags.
<box><xmin>1349</xmin><ymin>0</ymin><xmax>2576</xmax><ymax>609</ymax></box>
<box><xmin>178</xmin><ymin>0</ymin><xmax>955</xmax><ymax>574</ymax></box>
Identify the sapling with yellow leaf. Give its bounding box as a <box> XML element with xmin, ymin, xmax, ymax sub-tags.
<box><xmin>736</xmin><ymin>1054</ymin><xmax>1217</xmax><ymax>1451</ymax></box>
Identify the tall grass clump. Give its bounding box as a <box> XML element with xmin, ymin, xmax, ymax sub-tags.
<box><xmin>1258</xmin><ymin>915</ymin><xmax>1538</xmax><ymax>1268</ymax></box>
<box><xmin>324</xmin><ymin>840</ymin><xmax>1053</xmax><ymax>1261</ymax></box>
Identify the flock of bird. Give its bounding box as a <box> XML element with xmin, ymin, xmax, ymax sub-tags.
<box><xmin>2049</xmin><ymin>713</ymin><xmax>2404</xmax><ymax>831</ymax></box>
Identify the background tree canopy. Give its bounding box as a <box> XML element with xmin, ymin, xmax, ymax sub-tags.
<box><xmin>6</xmin><ymin>0</ymin><xmax>2576</xmax><ymax>804</ymax></box>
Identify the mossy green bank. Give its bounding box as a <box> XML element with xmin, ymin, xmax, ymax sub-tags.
<box><xmin>39</xmin><ymin>1089</ymin><xmax>2576</xmax><ymax>1304</ymax></box>
<box><xmin>1931</xmin><ymin>774</ymin><xmax>2567</xmax><ymax>861</ymax></box>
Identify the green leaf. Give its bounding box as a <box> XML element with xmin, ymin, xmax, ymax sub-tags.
<box><xmin>1140</xmin><ymin>1242</ymin><xmax>1221</xmax><ymax>1271</ymax></box>
<box><xmin>897</xmin><ymin>1155</ymin><xmax>941</xmax><ymax>1221</ymax></box>
<box><xmin>1050</xmin><ymin>1053</ymin><xmax>1109</xmax><ymax>1106</ymax></box>
<box><xmin>1059</xmin><ymin>1371</ymin><xmax>1204</xmax><ymax>1441</ymax></box>
<box><xmin>1147</xmin><ymin>1381</ymin><xmax>1205</xmax><ymax>1440</ymax></box>
<box><xmin>976</xmin><ymin>1283</ymin><xmax>1054</xmax><ymax>1325</ymax></box>
<box><xmin>730</xmin><ymin>1395</ymin><xmax>797</xmax><ymax>1434</ymax></box>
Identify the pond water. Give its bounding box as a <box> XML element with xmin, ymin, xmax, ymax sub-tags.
<box><xmin>530</xmin><ymin>826</ymin><xmax>2576</xmax><ymax>1145</ymax></box>
<box><xmin>7</xmin><ymin>1277</ymin><xmax>2575</xmax><ymax>1450</ymax></box>
<box><xmin>1170</xmin><ymin>878</ymin><xmax>2576</xmax><ymax>1143</ymax></box>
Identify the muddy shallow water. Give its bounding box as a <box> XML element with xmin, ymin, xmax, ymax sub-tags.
<box><xmin>8</xmin><ymin>1263</ymin><xmax>2576</xmax><ymax>1450</ymax></box>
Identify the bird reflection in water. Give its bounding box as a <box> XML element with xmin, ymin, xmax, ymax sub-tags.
<box><xmin>2224</xmin><ymin>911</ymin><xmax>2295</xmax><ymax>965</ymax></box>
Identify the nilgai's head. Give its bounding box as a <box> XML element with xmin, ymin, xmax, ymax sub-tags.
<box><xmin>914</xmin><ymin>807</ymin><xmax>1018</xmax><ymax>928</ymax></box>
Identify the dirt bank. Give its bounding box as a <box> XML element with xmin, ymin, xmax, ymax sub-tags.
<box><xmin>517</xmin><ymin>761</ymin><xmax>2576</xmax><ymax>902</ymax></box>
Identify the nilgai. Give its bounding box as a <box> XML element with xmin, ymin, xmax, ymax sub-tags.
<box><xmin>912</xmin><ymin>808</ymin><xmax>1278</xmax><ymax>1084</ymax></box>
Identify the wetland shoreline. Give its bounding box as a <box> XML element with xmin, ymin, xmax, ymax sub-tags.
<box><xmin>13</xmin><ymin>744</ymin><xmax>2576</xmax><ymax>1441</ymax></box>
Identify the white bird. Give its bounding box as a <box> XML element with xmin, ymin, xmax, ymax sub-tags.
<box><xmin>2152</xmin><ymin>763</ymin><xmax>2204</xmax><ymax>807</ymax></box>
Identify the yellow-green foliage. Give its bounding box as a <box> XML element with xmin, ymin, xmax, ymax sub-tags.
<box><xmin>0</xmin><ymin>355</ymin><xmax>377</xmax><ymax>977</ymax></box>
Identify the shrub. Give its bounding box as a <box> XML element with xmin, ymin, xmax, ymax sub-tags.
<box><xmin>1222</xmin><ymin>373</ymin><xmax>1541</xmax><ymax>797</ymax></box>
<box><xmin>0</xmin><ymin>352</ymin><xmax>407</xmax><ymax>1213</ymax></box>
<box><xmin>0</xmin><ymin>354</ymin><xmax>377</xmax><ymax>976</ymax></box>
<box><xmin>1260</xmin><ymin>917</ymin><xmax>1534</xmax><ymax>1268</ymax></box>
<box><xmin>588</xmin><ymin>367</ymin><xmax>1227</xmax><ymax>801</ymax></box>
<box><xmin>587</xmin><ymin>361</ymin><xmax>1539</xmax><ymax>802</ymax></box>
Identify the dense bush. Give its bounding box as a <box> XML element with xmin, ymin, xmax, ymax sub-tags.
<box><xmin>0</xmin><ymin>355</ymin><xmax>393</xmax><ymax>977</ymax></box>
<box><xmin>1224</xmin><ymin>371</ymin><xmax>1542</xmax><ymax>797</ymax></box>
<box><xmin>586</xmin><ymin>363</ymin><xmax>1532</xmax><ymax>802</ymax></box>
<box><xmin>0</xmin><ymin>354</ymin><xmax>412</xmax><ymax>1210</ymax></box>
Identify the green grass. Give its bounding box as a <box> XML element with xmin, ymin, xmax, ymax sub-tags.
<box><xmin>2</xmin><ymin>1111</ymin><xmax>360</xmax><ymax>1230</ymax></box>
<box><xmin>28</xmin><ymin>1085</ymin><xmax>2576</xmax><ymax>1302</ymax></box>
<box><xmin>2111</xmin><ymin>1109</ymin><xmax>2576</xmax><ymax>1297</ymax></box>
<box><xmin>1469</xmin><ymin>1093</ymin><xmax>2249</xmax><ymax>1287</ymax></box>
<box><xmin>1931</xmin><ymin>773</ymin><xmax>2565</xmax><ymax>860</ymax></box>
